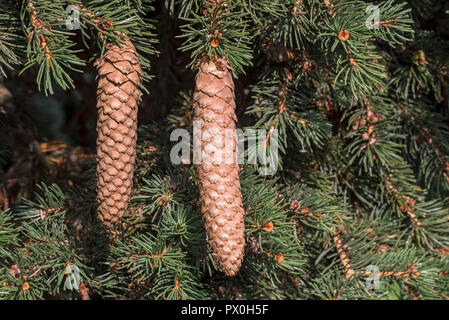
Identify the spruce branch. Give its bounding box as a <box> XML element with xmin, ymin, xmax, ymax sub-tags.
<box><xmin>21</xmin><ymin>0</ymin><xmax>85</xmax><ymax>95</ymax></box>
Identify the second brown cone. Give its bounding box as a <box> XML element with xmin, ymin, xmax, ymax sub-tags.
<box><xmin>95</xmin><ymin>35</ymin><xmax>143</xmax><ymax>228</ymax></box>
<box><xmin>193</xmin><ymin>57</ymin><xmax>245</xmax><ymax>276</ymax></box>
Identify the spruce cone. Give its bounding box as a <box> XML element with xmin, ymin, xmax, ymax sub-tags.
<box><xmin>193</xmin><ymin>57</ymin><xmax>245</xmax><ymax>276</ymax></box>
<box><xmin>95</xmin><ymin>35</ymin><xmax>142</xmax><ymax>228</ymax></box>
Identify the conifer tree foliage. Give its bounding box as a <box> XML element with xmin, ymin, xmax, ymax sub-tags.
<box><xmin>1</xmin><ymin>0</ymin><xmax>449</xmax><ymax>300</ymax></box>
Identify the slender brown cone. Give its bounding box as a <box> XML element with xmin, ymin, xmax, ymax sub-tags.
<box><xmin>193</xmin><ymin>56</ymin><xmax>245</xmax><ymax>276</ymax></box>
<box><xmin>95</xmin><ymin>34</ymin><xmax>143</xmax><ymax>228</ymax></box>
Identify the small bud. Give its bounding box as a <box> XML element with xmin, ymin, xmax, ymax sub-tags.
<box><xmin>362</xmin><ymin>132</ymin><xmax>370</xmax><ymax>140</ymax></box>
<box><xmin>210</xmin><ymin>38</ymin><xmax>219</xmax><ymax>48</ymax></box>
<box><xmin>338</xmin><ymin>30</ymin><xmax>350</xmax><ymax>41</ymax></box>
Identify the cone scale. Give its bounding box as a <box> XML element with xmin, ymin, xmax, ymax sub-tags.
<box><xmin>95</xmin><ymin>36</ymin><xmax>142</xmax><ymax>228</ymax></box>
<box><xmin>193</xmin><ymin>57</ymin><xmax>245</xmax><ymax>276</ymax></box>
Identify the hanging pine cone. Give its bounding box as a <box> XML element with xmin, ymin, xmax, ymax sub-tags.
<box><xmin>193</xmin><ymin>56</ymin><xmax>245</xmax><ymax>276</ymax></box>
<box><xmin>95</xmin><ymin>34</ymin><xmax>142</xmax><ymax>228</ymax></box>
